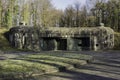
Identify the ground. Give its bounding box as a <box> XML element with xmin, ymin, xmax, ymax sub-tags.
<box><xmin>0</xmin><ymin>51</ymin><xmax>90</xmax><ymax>80</ymax></box>
<box><xmin>32</xmin><ymin>51</ymin><xmax>120</xmax><ymax>80</ymax></box>
<box><xmin>0</xmin><ymin>51</ymin><xmax>120</xmax><ymax>80</ymax></box>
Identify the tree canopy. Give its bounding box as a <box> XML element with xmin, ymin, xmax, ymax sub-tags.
<box><xmin>0</xmin><ymin>0</ymin><xmax>120</xmax><ymax>32</ymax></box>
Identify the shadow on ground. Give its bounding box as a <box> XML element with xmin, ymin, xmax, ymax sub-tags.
<box><xmin>37</xmin><ymin>69</ymin><xmax>117</xmax><ymax>80</ymax></box>
<box><xmin>34</xmin><ymin>51</ymin><xmax>120</xmax><ymax>80</ymax></box>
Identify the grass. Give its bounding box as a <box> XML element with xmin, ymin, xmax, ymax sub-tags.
<box><xmin>37</xmin><ymin>52</ymin><xmax>92</xmax><ymax>60</ymax></box>
<box><xmin>0</xmin><ymin>52</ymin><xmax>92</xmax><ymax>80</ymax></box>
<box><xmin>0</xmin><ymin>59</ymin><xmax>58</xmax><ymax>79</ymax></box>
<box><xmin>23</xmin><ymin>54</ymin><xmax>87</xmax><ymax>65</ymax></box>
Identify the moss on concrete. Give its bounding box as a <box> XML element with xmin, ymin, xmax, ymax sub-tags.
<box><xmin>114</xmin><ymin>32</ymin><xmax>120</xmax><ymax>50</ymax></box>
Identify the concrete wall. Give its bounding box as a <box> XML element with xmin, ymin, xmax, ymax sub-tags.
<box><xmin>7</xmin><ymin>26</ymin><xmax>114</xmax><ymax>51</ymax></box>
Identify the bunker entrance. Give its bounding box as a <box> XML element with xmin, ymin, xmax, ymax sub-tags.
<box><xmin>77</xmin><ymin>37</ymin><xmax>90</xmax><ymax>50</ymax></box>
<box><xmin>42</xmin><ymin>38</ymin><xmax>67</xmax><ymax>51</ymax></box>
<box><xmin>82</xmin><ymin>37</ymin><xmax>90</xmax><ymax>47</ymax></box>
<box><xmin>56</xmin><ymin>39</ymin><xmax>67</xmax><ymax>50</ymax></box>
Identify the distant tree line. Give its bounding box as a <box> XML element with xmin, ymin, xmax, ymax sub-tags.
<box><xmin>0</xmin><ymin>0</ymin><xmax>120</xmax><ymax>32</ymax></box>
<box><xmin>88</xmin><ymin>0</ymin><xmax>120</xmax><ymax>32</ymax></box>
<box><xmin>0</xmin><ymin>0</ymin><xmax>60</xmax><ymax>28</ymax></box>
<box><xmin>59</xmin><ymin>0</ymin><xmax>120</xmax><ymax>32</ymax></box>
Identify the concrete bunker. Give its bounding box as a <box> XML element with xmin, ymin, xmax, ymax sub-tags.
<box><xmin>7</xmin><ymin>26</ymin><xmax>114</xmax><ymax>51</ymax></box>
<box><xmin>40</xmin><ymin>37</ymin><xmax>67</xmax><ymax>51</ymax></box>
<box><xmin>75</xmin><ymin>37</ymin><xmax>90</xmax><ymax>50</ymax></box>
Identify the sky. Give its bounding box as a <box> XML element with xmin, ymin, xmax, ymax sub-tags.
<box><xmin>51</xmin><ymin>0</ymin><xmax>86</xmax><ymax>10</ymax></box>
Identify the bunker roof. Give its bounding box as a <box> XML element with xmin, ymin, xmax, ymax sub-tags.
<box><xmin>9</xmin><ymin>26</ymin><xmax>114</xmax><ymax>37</ymax></box>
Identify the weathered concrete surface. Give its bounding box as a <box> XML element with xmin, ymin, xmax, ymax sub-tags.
<box><xmin>7</xmin><ymin>26</ymin><xmax>114</xmax><ymax>51</ymax></box>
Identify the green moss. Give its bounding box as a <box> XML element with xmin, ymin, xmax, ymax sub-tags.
<box><xmin>0</xmin><ymin>28</ymin><xmax>14</xmax><ymax>51</ymax></box>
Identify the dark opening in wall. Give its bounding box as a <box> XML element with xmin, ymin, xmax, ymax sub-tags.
<box><xmin>82</xmin><ymin>37</ymin><xmax>90</xmax><ymax>47</ymax></box>
<box><xmin>96</xmin><ymin>44</ymin><xmax>99</xmax><ymax>46</ymax></box>
<box><xmin>76</xmin><ymin>37</ymin><xmax>90</xmax><ymax>50</ymax></box>
<box><xmin>78</xmin><ymin>41</ymin><xmax>82</xmax><ymax>46</ymax></box>
<box><xmin>42</xmin><ymin>38</ymin><xmax>67</xmax><ymax>51</ymax></box>
<box><xmin>42</xmin><ymin>38</ymin><xmax>54</xmax><ymax>50</ymax></box>
<box><xmin>56</xmin><ymin>38</ymin><xmax>67</xmax><ymax>50</ymax></box>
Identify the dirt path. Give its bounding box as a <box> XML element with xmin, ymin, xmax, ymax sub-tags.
<box><xmin>35</xmin><ymin>51</ymin><xmax>120</xmax><ymax>80</ymax></box>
